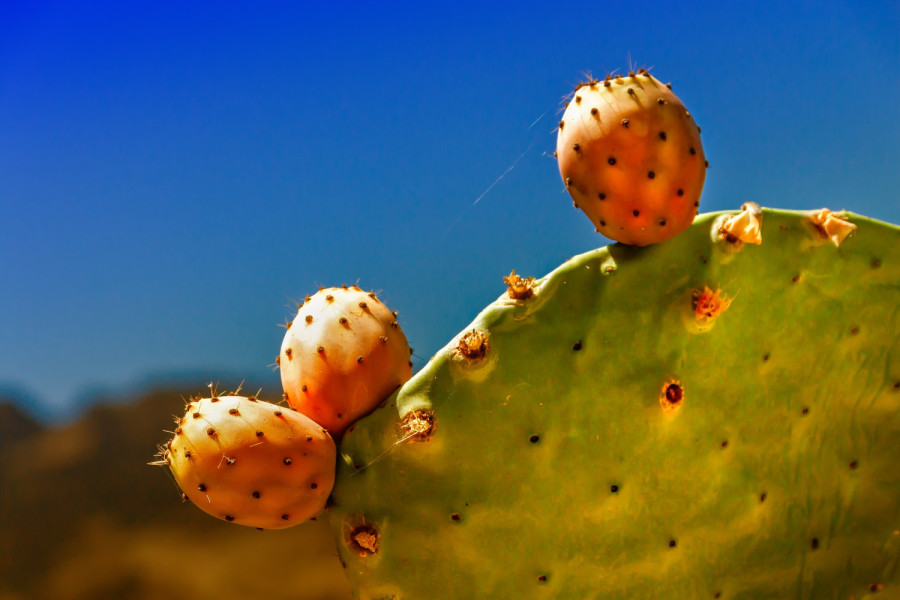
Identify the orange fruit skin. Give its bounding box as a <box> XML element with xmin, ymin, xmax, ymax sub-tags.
<box><xmin>280</xmin><ymin>286</ymin><xmax>411</xmax><ymax>436</ymax></box>
<box><xmin>557</xmin><ymin>72</ymin><xmax>706</xmax><ymax>246</ymax></box>
<box><xmin>167</xmin><ymin>395</ymin><xmax>335</xmax><ymax>530</ymax></box>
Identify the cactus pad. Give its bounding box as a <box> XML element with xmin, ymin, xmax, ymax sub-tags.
<box><xmin>330</xmin><ymin>208</ymin><xmax>900</xmax><ymax>599</ymax></box>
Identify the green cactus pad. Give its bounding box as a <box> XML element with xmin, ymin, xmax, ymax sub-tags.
<box><xmin>330</xmin><ymin>209</ymin><xmax>900</xmax><ymax>599</ymax></box>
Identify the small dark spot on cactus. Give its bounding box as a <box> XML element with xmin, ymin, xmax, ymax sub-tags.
<box><xmin>598</xmin><ymin>192</ymin><xmax>606</xmax><ymax>200</ymax></box>
<box><xmin>659</xmin><ymin>131</ymin><xmax>667</xmax><ymax>140</ymax></box>
<box><xmin>849</xmin><ymin>460</ymin><xmax>858</xmax><ymax>469</ymax></box>
<box><xmin>225</xmin><ymin>515</ymin><xmax>234</xmax><ymax>522</ymax></box>
<box><xmin>590</xmin><ymin>107</ymin><xmax>599</xmax><ymax>116</ymax></box>
<box><xmin>689</xmin><ymin>147</ymin><xmax>696</xmax><ymax>155</ymax></box>
<box><xmin>871</xmin><ymin>583</ymin><xmax>884</xmax><ymax>592</ymax></box>
<box><xmin>451</xmin><ymin>513</ymin><xmax>461</xmax><ymax>521</ymax></box>
<box><xmin>281</xmin><ymin>514</ymin><xmax>290</xmax><ymax>521</ymax></box>
<box><xmin>337</xmin><ymin>413</ymin><xmax>343</xmax><ymax>419</ymax></box>
<box><xmin>721</xmin><ymin>440</ymin><xmax>728</xmax><ymax>448</ymax></box>
<box><xmin>207</xmin><ymin>427</ymin><xmax>216</xmax><ymax>437</ymax></box>
<box><xmin>184</xmin><ymin>450</ymin><xmax>191</xmax><ymax>459</ymax></box>
<box><xmin>565</xmin><ymin>177</ymin><xmax>573</xmax><ymax>187</ymax></box>
<box><xmin>894</xmin><ymin>382</ymin><xmax>900</xmax><ymax>390</ymax></box>
<box><xmin>311</xmin><ymin>483</ymin><xmax>318</xmax><ymax>489</ymax></box>
<box><xmin>305</xmin><ymin>315</ymin><xmax>313</xmax><ymax>324</ymax></box>
<box><xmin>192</xmin><ymin>411</ymin><xmax>201</xmax><ymax>419</ymax></box>
<box><xmin>714</xmin><ymin>593</ymin><xmax>721</xmax><ymax>599</ymax></box>
<box><xmin>391</xmin><ymin>321</ymin><xmax>399</xmax><ymax>328</ymax></box>
<box><xmin>198</xmin><ymin>483</ymin><xmax>207</xmax><ymax>492</ymax></box>
<box><xmin>325</xmin><ymin>294</ymin><xmax>334</xmax><ymax>302</ymax></box>
<box><xmin>872</xmin><ymin>258</ymin><xmax>881</xmax><ymax>268</ymax></box>
<box><xmin>621</xmin><ymin>118</ymin><xmax>629</xmax><ymax>128</ymax></box>
<box><xmin>301</xmin><ymin>384</ymin><xmax>307</xmax><ymax>392</ymax></box>
<box><xmin>666</xmin><ymin>82</ymin><xmax>672</xmax><ymax>89</ymax></box>
<box><xmin>228</xmin><ymin>408</ymin><xmax>239</xmax><ymax>415</ymax></box>
<box><xmin>317</xmin><ymin>345</ymin><xmax>324</xmax><ymax>353</ymax></box>
<box><xmin>256</xmin><ymin>430</ymin><xmax>264</xmax><ymax>437</ymax></box>
<box><xmin>628</xmin><ymin>71</ymin><xmax>635</xmax><ymax>78</ymax></box>
<box><xmin>669</xmin><ymin>539</ymin><xmax>677</xmax><ymax>548</ymax></box>
<box><xmin>677</xmin><ymin>189</ymin><xmax>684</xmax><ymax>196</ymax></box>
<box><xmin>810</xmin><ymin>538</ymin><xmax>819</xmax><ymax>550</ymax></box>
<box><xmin>608</xmin><ymin>157</ymin><xmax>616</xmax><ymax>165</ymax></box>
<box><xmin>573</xmin><ymin>340</ymin><xmax>582</xmax><ymax>351</ymax></box>
<box><xmin>632</xmin><ymin>209</ymin><xmax>640</xmax><ymax>217</ymax></box>
<box><xmin>705</xmin><ymin>160</ymin><xmax>709</xmax><ymax>167</ymax></box>
<box><xmin>600</xmin><ymin>220</ymin><xmax>606</xmax><ymax>227</ymax></box>
<box><xmin>572</xmin><ymin>143</ymin><xmax>580</xmax><ymax>152</ymax></box>
<box><xmin>357</xmin><ymin>356</ymin><xmax>364</xmax><ymax>363</ymax></box>
<box><xmin>763</xmin><ymin>353</ymin><xmax>770</xmax><ymax>361</ymax></box>
<box><xmin>275</xmin><ymin>355</ymin><xmax>281</xmax><ymax>366</ymax></box>
<box><xmin>802</xmin><ymin>407</ymin><xmax>809</xmax><ymax>415</ymax></box>
<box><xmin>657</xmin><ymin>98</ymin><xmax>665</xmax><ymax>104</ymax></box>
<box><xmin>181</xmin><ymin>493</ymin><xmax>188</xmax><ymax>502</ymax></box>
<box><xmin>558</xmin><ymin>120</ymin><xmax>565</xmax><ymax>130</ymax></box>
<box><xmin>850</xmin><ymin>326</ymin><xmax>859</xmax><ymax>335</ymax></box>
<box><xmin>538</xmin><ymin>575</ymin><xmax>548</xmax><ymax>582</ymax></box>
<box><xmin>603</xmin><ymin>80</ymin><xmax>611</xmax><ymax>87</ymax></box>
<box><xmin>659</xmin><ymin>219</ymin><xmax>667</xmax><ymax>226</ymax></box>
<box><xmin>648</xmin><ymin>170</ymin><xmax>655</xmax><ymax>179</ymax></box>
<box><xmin>792</xmin><ymin>274</ymin><xmax>801</xmax><ymax>283</ymax></box>
<box><xmin>760</xmin><ymin>492</ymin><xmax>767</xmax><ymax>502</ymax></box>
<box><xmin>306</xmin><ymin>435</ymin><xmax>313</xmax><ymax>441</ymax></box>
<box><xmin>610</xmin><ymin>485</ymin><xmax>619</xmax><ymax>493</ymax></box>
<box><xmin>274</xmin><ymin>410</ymin><xmax>282</xmax><ymax>417</ymax></box>
<box><xmin>225</xmin><ymin>456</ymin><xmax>235</xmax><ymax>465</ymax></box>
<box><xmin>379</xmin><ymin>336</ymin><xmax>387</xmax><ymax>343</ymax></box>
<box><xmin>339</xmin><ymin>316</ymin><xmax>348</xmax><ymax>325</ymax></box>
<box><xmin>574</xmin><ymin>95</ymin><xmax>581</xmax><ymax>103</ymax></box>
<box><xmin>627</xmin><ymin>87</ymin><xmax>634</xmax><ymax>95</ymax></box>
<box><xmin>530</xmin><ymin>435</ymin><xmax>540</xmax><ymax>443</ymax></box>
<box><xmin>284</xmin><ymin>457</ymin><xmax>293</xmax><ymax>465</ymax></box>
<box><xmin>661</xmin><ymin>381</ymin><xmax>684</xmax><ymax>411</ymax></box>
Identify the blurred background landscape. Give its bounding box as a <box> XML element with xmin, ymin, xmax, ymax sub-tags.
<box><xmin>1</xmin><ymin>0</ymin><xmax>897</xmax><ymax>598</ymax></box>
<box><xmin>0</xmin><ymin>385</ymin><xmax>351</xmax><ymax>600</ymax></box>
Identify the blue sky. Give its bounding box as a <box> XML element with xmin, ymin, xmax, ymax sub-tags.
<box><xmin>1</xmin><ymin>1</ymin><xmax>898</xmax><ymax>422</ymax></box>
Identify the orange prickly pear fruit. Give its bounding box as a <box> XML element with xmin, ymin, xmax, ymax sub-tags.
<box><xmin>557</xmin><ymin>70</ymin><xmax>707</xmax><ymax>246</ymax></box>
<box><xmin>163</xmin><ymin>394</ymin><xmax>335</xmax><ymax>530</ymax></box>
<box><xmin>279</xmin><ymin>286</ymin><xmax>412</xmax><ymax>435</ymax></box>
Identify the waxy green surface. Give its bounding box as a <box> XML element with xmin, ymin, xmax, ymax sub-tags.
<box><xmin>331</xmin><ymin>209</ymin><xmax>900</xmax><ymax>600</ymax></box>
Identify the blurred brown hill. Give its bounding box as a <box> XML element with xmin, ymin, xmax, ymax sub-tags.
<box><xmin>0</xmin><ymin>388</ymin><xmax>352</xmax><ymax>600</ymax></box>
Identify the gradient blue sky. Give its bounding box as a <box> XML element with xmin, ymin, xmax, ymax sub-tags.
<box><xmin>2</xmin><ymin>1</ymin><xmax>898</xmax><ymax>422</ymax></box>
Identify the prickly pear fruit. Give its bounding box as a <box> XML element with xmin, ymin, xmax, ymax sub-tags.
<box><xmin>557</xmin><ymin>70</ymin><xmax>706</xmax><ymax>246</ymax></box>
<box><xmin>280</xmin><ymin>286</ymin><xmax>412</xmax><ymax>436</ymax></box>
<box><xmin>164</xmin><ymin>394</ymin><xmax>335</xmax><ymax>529</ymax></box>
